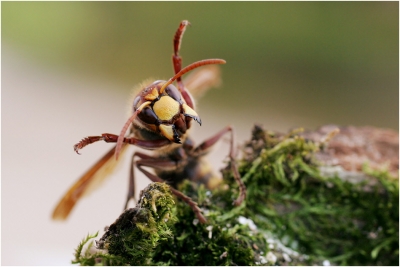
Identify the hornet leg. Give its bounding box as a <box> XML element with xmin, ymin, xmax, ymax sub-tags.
<box><xmin>128</xmin><ymin>152</ymin><xmax>207</xmax><ymax>223</ymax></box>
<box><xmin>74</xmin><ymin>133</ymin><xmax>170</xmax><ymax>154</ymax></box>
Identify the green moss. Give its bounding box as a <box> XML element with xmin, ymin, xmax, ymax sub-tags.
<box><xmin>73</xmin><ymin>183</ymin><xmax>177</xmax><ymax>265</ymax></box>
<box><xmin>237</xmin><ymin>126</ymin><xmax>399</xmax><ymax>265</ymax></box>
<box><xmin>73</xmin><ymin>126</ymin><xmax>398</xmax><ymax>266</ymax></box>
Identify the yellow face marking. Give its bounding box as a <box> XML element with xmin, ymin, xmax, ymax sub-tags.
<box><xmin>182</xmin><ymin>103</ymin><xmax>199</xmax><ymax>118</ymax></box>
<box><xmin>153</xmin><ymin>96</ymin><xmax>180</xmax><ymax>121</ymax></box>
<box><xmin>159</xmin><ymin>124</ymin><xmax>175</xmax><ymax>141</ymax></box>
<box><xmin>144</xmin><ymin>87</ymin><xmax>159</xmax><ymax>101</ymax></box>
<box><xmin>137</xmin><ymin>101</ymin><xmax>151</xmax><ymax>111</ymax></box>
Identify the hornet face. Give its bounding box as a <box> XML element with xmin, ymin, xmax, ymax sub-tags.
<box><xmin>132</xmin><ymin>81</ymin><xmax>201</xmax><ymax>144</ymax></box>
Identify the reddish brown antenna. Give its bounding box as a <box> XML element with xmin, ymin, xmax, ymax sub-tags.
<box><xmin>115</xmin><ymin>101</ymin><xmax>151</xmax><ymax>159</ymax></box>
<box><xmin>159</xmin><ymin>59</ymin><xmax>226</xmax><ymax>94</ymax></box>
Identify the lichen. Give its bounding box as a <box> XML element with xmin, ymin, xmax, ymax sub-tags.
<box><xmin>73</xmin><ymin>125</ymin><xmax>399</xmax><ymax>266</ymax></box>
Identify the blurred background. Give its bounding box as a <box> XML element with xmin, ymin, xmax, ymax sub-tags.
<box><xmin>2</xmin><ymin>2</ymin><xmax>398</xmax><ymax>265</ymax></box>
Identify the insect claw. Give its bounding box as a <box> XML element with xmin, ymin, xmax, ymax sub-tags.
<box><xmin>173</xmin><ymin>135</ymin><xmax>182</xmax><ymax>144</ymax></box>
<box><xmin>182</xmin><ymin>103</ymin><xmax>201</xmax><ymax>125</ymax></box>
<box><xmin>184</xmin><ymin>114</ymin><xmax>201</xmax><ymax>126</ymax></box>
<box><xmin>73</xmin><ymin>144</ymin><xmax>81</xmax><ymax>154</ymax></box>
<box><xmin>193</xmin><ymin>116</ymin><xmax>202</xmax><ymax>126</ymax></box>
<box><xmin>172</xmin><ymin>126</ymin><xmax>182</xmax><ymax>144</ymax></box>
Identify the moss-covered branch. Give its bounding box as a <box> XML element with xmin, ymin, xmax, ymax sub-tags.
<box><xmin>73</xmin><ymin>125</ymin><xmax>398</xmax><ymax>266</ymax></box>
